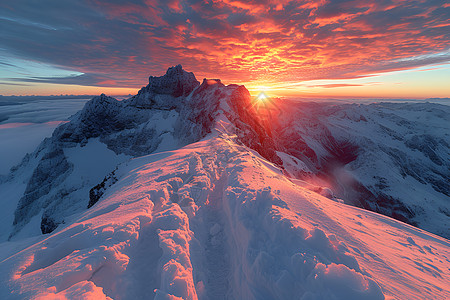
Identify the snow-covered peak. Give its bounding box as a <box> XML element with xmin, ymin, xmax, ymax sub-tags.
<box><xmin>148</xmin><ymin>64</ymin><xmax>199</xmax><ymax>97</ymax></box>
<box><xmin>124</xmin><ymin>65</ymin><xmax>199</xmax><ymax>109</ymax></box>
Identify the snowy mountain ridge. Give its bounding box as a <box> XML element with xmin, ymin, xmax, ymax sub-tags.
<box><xmin>270</xmin><ymin>100</ymin><xmax>450</xmax><ymax>238</ymax></box>
<box><xmin>0</xmin><ymin>66</ymin><xmax>449</xmax><ymax>299</ymax></box>
<box><xmin>1</xmin><ymin>65</ymin><xmax>278</xmax><ymax>241</ymax></box>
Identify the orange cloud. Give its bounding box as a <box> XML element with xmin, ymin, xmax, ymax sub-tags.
<box><xmin>1</xmin><ymin>0</ymin><xmax>449</xmax><ymax>97</ymax></box>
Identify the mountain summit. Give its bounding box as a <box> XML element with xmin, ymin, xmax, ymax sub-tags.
<box><xmin>147</xmin><ymin>64</ymin><xmax>199</xmax><ymax>97</ymax></box>
<box><xmin>127</xmin><ymin>64</ymin><xmax>199</xmax><ymax>108</ymax></box>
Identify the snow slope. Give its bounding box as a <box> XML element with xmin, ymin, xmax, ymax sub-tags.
<box><xmin>0</xmin><ymin>132</ymin><xmax>448</xmax><ymax>299</ymax></box>
<box><xmin>272</xmin><ymin>100</ymin><xmax>450</xmax><ymax>238</ymax></box>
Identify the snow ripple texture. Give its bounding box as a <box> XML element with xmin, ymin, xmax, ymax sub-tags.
<box><xmin>1</xmin><ymin>135</ymin><xmax>448</xmax><ymax>299</ymax></box>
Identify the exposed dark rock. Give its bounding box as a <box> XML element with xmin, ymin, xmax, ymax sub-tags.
<box><xmin>405</xmin><ymin>134</ymin><xmax>443</xmax><ymax>165</ymax></box>
<box><xmin>40</xmin><ymin>215</ymin><xmax>58</xmax><ymax>234</ymax></box>
<box><xmin>126</xmin><ymin>64</ymin><xmax>200</xmax><ymax>109</ymax></box>
<box><xmin>147</xmin><ymin>64</ymin><xmax>199</xmax><ymax>97</ymax></box>
<box><xmin>12</xmin><ymin>146</ymin><xmax>72</xmax><ymax>233</ymax></box>
<box><xmin>88</xmin><ymin>170</ymin><xmax>118</xmax><ymax>208</ymax></box>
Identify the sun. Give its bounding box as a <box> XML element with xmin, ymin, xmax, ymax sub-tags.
<box><xmin>256</xmin><ymin>91</ymin><xmax>269</xmax><ymax>103</ymax></box>
<box><xmin>251</xmin><ymin>91</ymin><xmax>281</xmax><ymax>118</ymax></box>
<box><xmin>252</xmin><ymin>91</ymin><xmax>277</xmax><ymax>115</ymax></box>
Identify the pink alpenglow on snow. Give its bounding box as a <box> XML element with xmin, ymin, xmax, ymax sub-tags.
<box><xmin>0</xmin><ymin>66</ymin><xmax>449</xmax><ymax>299</ymax></box>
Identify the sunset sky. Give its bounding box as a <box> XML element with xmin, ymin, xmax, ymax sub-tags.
<box><xmin>0</xmin><ymin>0</ymin><xmax>449</xmax><ymax>98</ymax></box>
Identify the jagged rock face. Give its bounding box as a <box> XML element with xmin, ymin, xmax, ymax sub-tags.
<box><xmin>125</xmin><ymin>64</ymin><xmax>200</xmax><ymax>109</ymax></box>
<box><xmin>147</xmin><ymin>64</ymin><xmax>199</xmax><ymax>97</ymax></box>
<box><xmin>88</xmin><ymin>169</ymin><xmax>118</xmax><ymax>209</ymax></box>
<box><xmin>175</xmin><ymin>78</ymin><xmax>281</xmax><ymax>164</ymax></box>
<box><xmin>54</xmin><ymin>94</ymin><xmax>135</xmax><ymax>144</ymax></box>
<box><xmin>11</xmin><ymin>146</ymin><xmax>73</xmax><ymax>237</ymax></box>
<box><xmin>175</xmin><ymin>79</ymin><xmax>225</xmax><ymax>144</ymax></box>
<box><xmin>53</xmin><ymin>94</ymin><xmax>164</xmax><ymax>156</ymax></box>
<box><xmin>224</xmin><ymin>84</ymin><xmax>281</xmax><ymax>165</ymax></box>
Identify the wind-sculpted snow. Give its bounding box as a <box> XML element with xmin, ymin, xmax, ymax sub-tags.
<box><xmin>1</xmin><ymin>135</ymin><xmax>448</xmax><ymax>299</ymax></box>
<box><xmin>273</xmin><ymin>100</ymin><xmax>450</xmax><ymax>238</ymax></box>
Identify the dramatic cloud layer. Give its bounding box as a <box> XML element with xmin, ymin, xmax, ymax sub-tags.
<box><xmin>0</xmin><ymin>0</ymin><xmax>449</xmax><ymax>92</ymax></box>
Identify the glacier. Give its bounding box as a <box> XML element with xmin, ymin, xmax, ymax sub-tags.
<box><xmin>0</xmin><ymin>65</ymin><xmax>449</xmax><ymax>299</ymax></box>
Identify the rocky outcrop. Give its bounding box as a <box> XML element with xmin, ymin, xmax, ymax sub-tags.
<box><xmin>88</xmin><ymin>170</ymin><xmax>118</xmax><ymax>209</ymax></box>
<box><xmin>125</xmin><ymin>64</ymin><xmax>200</xmax><ymax>109</ymax></box>
<box><xmin>11</xmin><ymin>146</ymin><xmax>73</xmax><ymax>237</ymax></box>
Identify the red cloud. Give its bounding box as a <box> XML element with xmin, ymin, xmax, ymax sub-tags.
<box><xmin>2</xmin><ymin>0</ymin><xmax>449</xmax><ymax>90</ymax></box>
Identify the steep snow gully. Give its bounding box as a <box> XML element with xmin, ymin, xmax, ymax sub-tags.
<box><xmin>0</xmin><ymin>65</ymin><xmax>449</xmax><ymax>299</ymax></box>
